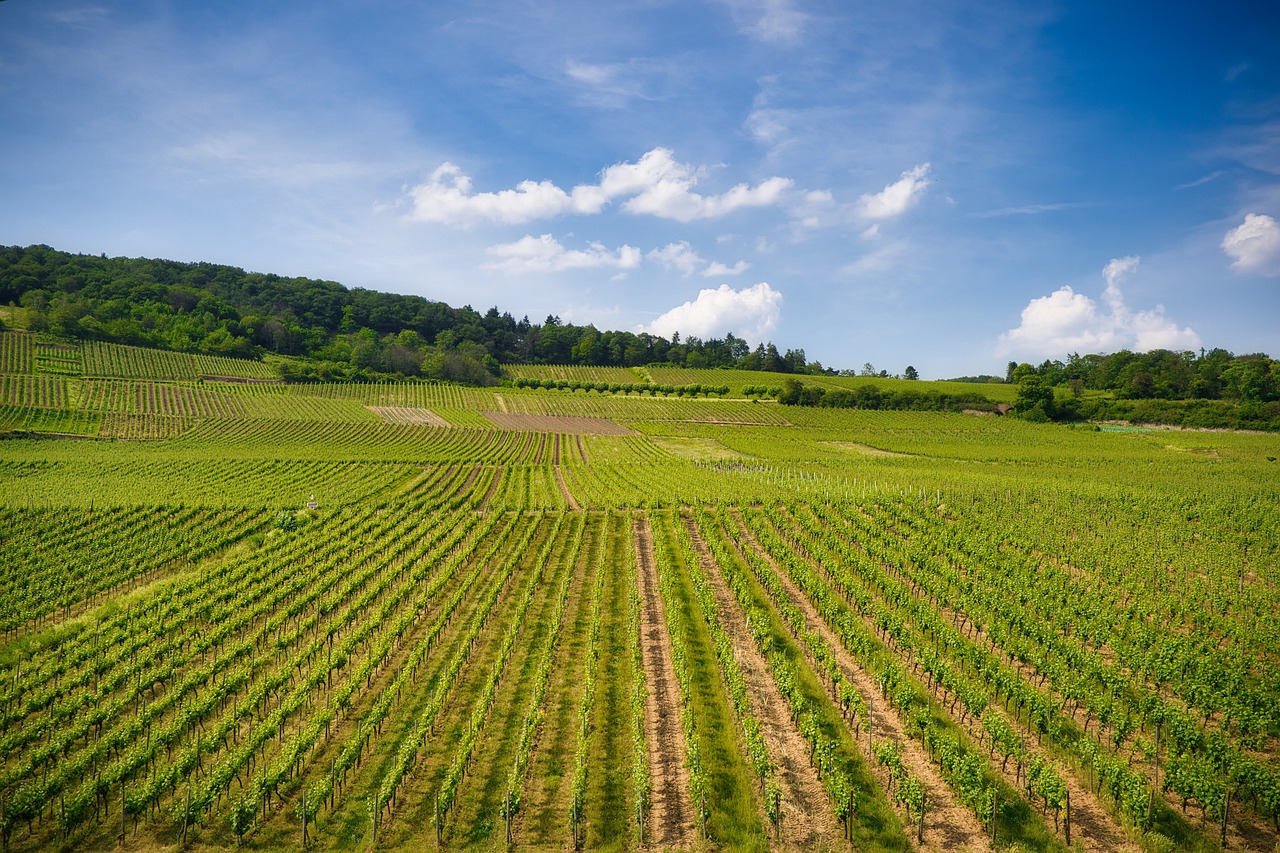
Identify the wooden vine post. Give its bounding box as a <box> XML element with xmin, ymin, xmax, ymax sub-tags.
<box><xmin>1065</xmin><ymin>789</ymin><xmax>1071</xmax><ymax>846</ymax></box>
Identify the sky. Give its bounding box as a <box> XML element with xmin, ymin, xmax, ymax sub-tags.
<box><xmin>1</xmin><ymin>0</ymin><xmax>1278</xmax><ymax>378</ymax></box>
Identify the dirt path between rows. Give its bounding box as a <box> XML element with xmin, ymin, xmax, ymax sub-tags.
<box><xmin>930</xmin><ymin>604</ymin><xmax>1142</xmax><ymax>852</ymax></box>
<box><xmin>680</xmin><ymin>512</ymin><xmax>844</xmax><ymax>851</ymax></box>
<box><xmin>830</xmin><ymin>505</ymin><xmax>1143</xmax><ymax>852</ymax></box>
<box><xmin>634</xmin><ymin>515</ymin><xmax>695</xmax><ymax>849</ymax></box>
<box><xmin>555</xmin><ymin>465</ymin><xmax>581</xmax><ymax>511</ymax></box>
<box><xmin>727</xmin><ymin>509</ymin><xmax>991</xmax><ymax>852</ymax></box>
<box><xmin>477</xmin><ymin>466</ymin><xmax>502</xmax><ymax>512</ymax></box>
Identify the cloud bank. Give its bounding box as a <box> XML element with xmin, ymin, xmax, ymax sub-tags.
<box><xmin>407</xmin><ymin>149</ymin><xmax>794</xmax><ymax>226</ymax></box>
<box><xmin>1222</xmin><ymin>213</ymin><xmax>1280</xmax><ymax>276</ymax></box>
<box><xmin>643</xmin><ymin>282</ymin><xmax>782</xmax><ymax>343</ymax></box>
<box><xmin>999</xmin><ymin>257</ymin><xmax>1201</xmax><ymax>358</ymax></box>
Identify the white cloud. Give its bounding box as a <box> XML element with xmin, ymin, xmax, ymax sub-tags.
<box><xmin>858</xmin><ymin>163</ymin><xmax>931</xmax><ymax>220</ymax></box>
<box><xmin>646</xmin><ymin>241</ymin><xmax>749</xmax><ymax>277</ymax></box>
<box><xmin>703</xmin><ymin>260</ymin><xmax>751</xmax><ymax>277</ymax></box>
<box><xmin>999</xmin><ymin>256</ymin><xmax>1200</xmax><ymax>357</ymax></box>
<box><xmin>407</xmin><ymin>163</ymin><xmax>594</xmax><ymax>226</ymax></box>
<box><xmin>648</xmin><ymin>241</ymin><xmax>703</xmax><ymax>275</ymax></box>
<box><xmin>406</xmin><ymin>148</ymin><xmax>794</xmax><ymax>226</ymax></box>
<box><xmin>483</xmin><ymin>234</ymin><xmax>641</xmax><ymax>274</ymax></box>
<box><xmin>1222</xmin><ymin>213</ymin><xmax>1280</xmax><ymax>276</ymax></box>
<box><xmin>643</xmin><ymin>282</ymin><xmax>782</xmax><ymax>343</ymax></box>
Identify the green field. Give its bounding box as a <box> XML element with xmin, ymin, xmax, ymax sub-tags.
<box><xmin>1</xmin><ymin>332</ymin><xmax>1278</xmax><ymax>853</ymax></box>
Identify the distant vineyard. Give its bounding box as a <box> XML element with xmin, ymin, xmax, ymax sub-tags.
<box><xmin>0</xmin><ymin>332</ymin><xmax>32</xmax><ymax>374</ymax></box>
<box><xmin>82</xmin><ymin>340</ymin><xmax>277</xmax><ymax>380</ymax></box>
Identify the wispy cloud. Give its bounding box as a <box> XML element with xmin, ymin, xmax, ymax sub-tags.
<box><xmin>1174</xmin><ymin>171</ymin><xmax>1224</xmax><ymax>191</ymax></box>
<box><xmin>715</xmin><ymin>0</ymin><xmax>808</xmax><ymax>45</ymax></box>
<box><xmin>970</xmin><ymin>201</ymin><xmax>1094</xmax><ymax>218</ymax></box>
<box><xmin>562</xmin><ymin>58</ymin><xmax>671</xmax><ymax>107</ymax></box>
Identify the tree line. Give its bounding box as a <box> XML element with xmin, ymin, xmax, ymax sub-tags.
<box><xmin>0</xmin><ymin>245</ymin><xmax>827</xmax><ymax>383</ymax></box>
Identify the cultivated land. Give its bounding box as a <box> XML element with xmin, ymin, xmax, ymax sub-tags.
<box><xmin>1</xmin><ymin>331</ymin><xmax>1279</xmax><ymax>853</ymax></box>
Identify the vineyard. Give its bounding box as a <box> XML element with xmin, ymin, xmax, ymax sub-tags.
<box><xmin>0</xmin><ymin>334</ymin><xmax>1278</xmax><ymax>852</ymax></box>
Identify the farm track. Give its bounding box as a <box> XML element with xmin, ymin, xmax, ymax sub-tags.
<box><xmin>726</xmin><ymin>508</ymin><xmax>992</xmax><ymax>852</ymax></box>
<box><xmin>633</xmin><ymin>514</ymin><xmax>695</xmax><ymax>849</ymax></box>
<box><xmin>680</xmin><ymin>512</ymin><xmax>844</xmax><ymax>851</ymax></box>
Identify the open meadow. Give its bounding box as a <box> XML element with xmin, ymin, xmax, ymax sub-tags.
<box><xmin>2</xmin><ymin>333</ymin><xmax>1278</xmax><ymax>853</ymax></box>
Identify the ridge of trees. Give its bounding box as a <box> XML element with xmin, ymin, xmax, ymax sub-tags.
<box><xmin>1</xmin><ymin>244</ymin><xmax>1275</xmax><ymax>431</ymax></box>
<box><xmin>0</xmin><ymin>244</ymin><xmax>825</xmax><ymax>384</ymax></box>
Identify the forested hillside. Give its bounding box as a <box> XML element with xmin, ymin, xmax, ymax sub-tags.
<box><xmin>2</xmin><ymin>244</ymin><xmax>1276</xmax><ymax>429</ymax></box>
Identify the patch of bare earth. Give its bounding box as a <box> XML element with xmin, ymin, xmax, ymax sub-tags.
<box><xmin>484</xmin><ymin>412</ymin><xmax>636</xmax><ymax>435</ymax></box>
<box><xmin>634</xmin><ymin>515</ymin><xmax>695</xmax><ymax>849</ymax></box>
<box><xmin>554</xmin><ymin>466</ymin><xmax>580</xmax><ymax>511</ymax></box>
<box><xmin>680</xmin><ymin>512</ymin><xmax>844</xmax><ymax>851</ymax></box>
<box><xmin>727</xmin><ymin>509</ymin><xmax>991</xmax><ymax>852</ymax></box>
<box><xmin>366</xmin><ymin>405</ymin><xmax>449</xmax><ymax>426</ymax></box>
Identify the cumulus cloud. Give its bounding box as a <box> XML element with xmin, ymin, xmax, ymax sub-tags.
<box><xmin>483</xmin><ymin>234</ymin><xmax>641</xmax><ymax>274</ymax></box>
<box><xmin>999</xmin><ymin>256</ymin><xmax>1201</xmax><ymax>358</ymax></box>
<box><xmin>647</xmin><ymin>241</ymin><xmax>750</xmax><ymax>277</ymax></box>
<box><xmin>406</xmin><ymin>148</ymin><xmax>794</xmax><ymax>226</ymax></box>
<box><xmin>648</xmin><ymin>241</ymin><xmax>703</xmax><ymax>275</ymax></box>
<box><xmin>643</xmin><ymin>282</ymin><xmax>782</xmax><ymax>343</ymax></box>
<box><xmin>1222</xmin><ymin>213</ymin><xmax>1280</xmax><ymax>275</ymax></box>
<box><xmin>703</xmin><ymin>260</ymin><xmax>751</xmax><ymax>277</ymax></box>
<box><xmin>858</xmin><ymin>164</ymin><xmax>931</xmax><ymax>220</ymax></box>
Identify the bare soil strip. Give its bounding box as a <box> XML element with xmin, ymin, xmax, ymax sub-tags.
<box><xmin>554</xmin><ymin>465</ymin><xmax>580</xmax><ymax>511</ymax></box>
<box><xmin>680</xmin><ymin>513</ymin><xmax>843</xmax><ymax>851</ymax></box>
<box><xmin>827</xmin><ymin>507</ymin><xmax>1143</xmax><ymax>852</ymax></box>
<box><xmin>478</xmin><ymin>466</ymin><xmax>502</xmax><ymax>512</ymax></box>
<box><xmin>575</xmin><ymin>434</ymin><xmax>589</xmax><ymax>465</ymax></box>
<box><xmin>728</xmin><ymin>509</ymin><xmax>991</xmax><ymax>852</ymax></box>
<box><xmin>634</xmin><ymin>515</ymin><xmax>695</xmax><ymax>849</ymax></box>
<box><xmin>366</xmin><ymin>405</ymin><xmax>449</xmax><ymax>426</ymax></box>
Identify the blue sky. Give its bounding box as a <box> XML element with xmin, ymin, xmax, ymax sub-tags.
<box><xmin>1</xmin><ymin>0</ymin><xmax>1277</xmax><ymax>377</ymax></box>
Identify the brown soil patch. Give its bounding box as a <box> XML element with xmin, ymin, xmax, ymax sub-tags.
<box><xmin>484</xmin><ymin>412</ymin><xmax>635</xmax><ymax>435</ymax></box>
<box><xmin>727</xmin><ymin>509</ymin><xmax>991</xmax><ymax>852</ymax></box>
<box><xmin>554</xmin><ymin>466</ymin><xmax>580</xmax><ymax>512</ymax></box>
<box><xmin>367</xmin><ymin>405</ymin><xmax>449</xmax><ymax>427</ymax></box>
<box><xmin>680</xmin><ymin>512</ymin><xmax>844</xmax><ymax>850</ymax></box>
<box><xmin>634</xmin><ymin>515</ymin><xmax>695</xmax><ymax>849</ymax></box>
<box><xmin>575</xmin><ymin>435</ymin><xmax>588</xmax><ymax>465</ymax></box>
